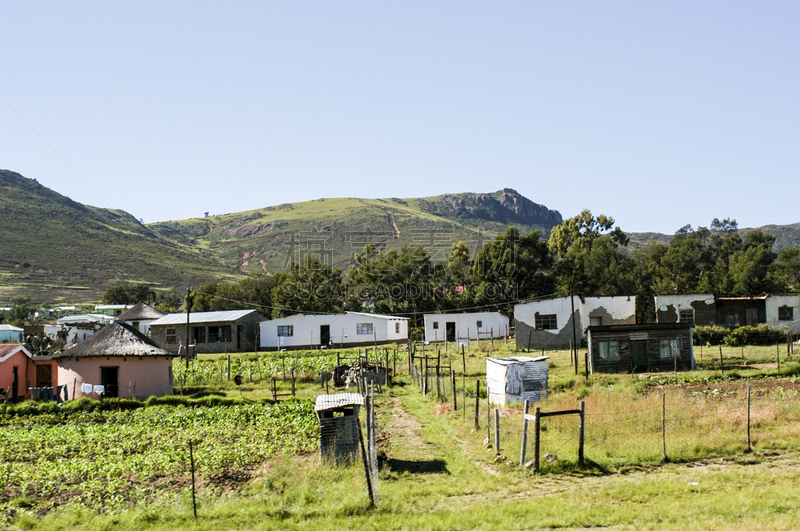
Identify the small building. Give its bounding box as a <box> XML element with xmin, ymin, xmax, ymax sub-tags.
<box><xmin>260</xmin><ymin>312</ymin><xmax>408</xmax><ymax>350</ymax></box>
<box><xmin>423</xmin><ymin>312</ymin><xmax>510</xmax><ymax>343</ymax></box>
<box><xmin>656</xmin><ymin>293</ymin><xmax>800</xmax><ymax>334</ymax></box>
<box><xmin>315</xmin><ymin>393</ymin><xmax>364</xmax><ymax>462</ymax></box>
<box><xmin>514</xmin><ymin>295</ymin><xmax>636</xmax><ymax>350</ymax></box>
<box><xmin>0</xmin><ymin>344</ymin><xmax>58</xmax><ymax>402</ymax></box>
<box><xmin>53</xmin><ymin>322</ymin><xmax>177</xmax><ymax>399</ymax></box>
<box><xmin>587</xmin><ymin>323</ymin><xmax>695</xmax><ymax>374</ymax></box>
<box><xmin>149</xmin><ymin>309</ymin><xmax>263</xmax><ymax>354</ymax></box>
<box><xmin>116</xmin><ymin>302</ymin><xmax>165</xmax><ymax>335</ymax></box>
<box><xmin>0</xmin><ymin>324</ymin><xmax>24</xmax><ymax>343</ymax></box>
<box><xmin>56</xmin><ymin>313</ymin><xmax>116</xmax><ymax>344</ymax></box>
<box><xmin>486</xmin><ymin>356</ymin><xmax>549</xmax><ymax>406</ymax></box>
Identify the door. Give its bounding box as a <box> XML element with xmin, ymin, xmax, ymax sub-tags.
<box><xmin>100</xmin><ymin>366</ymin><xmax>119</xmax><ymax>398</ymax></box>
<box><xmin>746</xmin><ymin>307</ymin><xmax>759</xmax><ymax>326</ymax></box>
<box><xmin>36</xmin><ymin>364</ymin><xmax>52</xmax><ymax>388</ymax></box>
<box><xmin>12</xmin><ymin>366</ymin><xmax>18</xmax><ymax>401</ymax></box>
<box><xmin>446</xmin><ymin>322</ymin><xmax>456</xmax><ymax>342</ymax></box>
<box><xmin>631</xmin><ymin>340</ymin><xmax>648</xmax><ymax>372</ymax></box>
<box><xmin>320</xmin><ymin>325</ymin><xmax>331</xmax><ymax>347</ymax></box>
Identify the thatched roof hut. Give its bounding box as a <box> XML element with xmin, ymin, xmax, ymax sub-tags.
<box><xmin>117</xmin><ymin>303</ymin><xmax>165</xmax><ymax>322</ymax></box>
<box><xmin>54</xmin><ymin>322</ymin><xmax>172</xmax><ymax>359</ymax></box>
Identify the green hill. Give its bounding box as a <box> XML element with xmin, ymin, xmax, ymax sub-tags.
<box><xmin>147</xmin><ymin>189</ymin><xmax>563</xmax><ymax>274</ymax></box>
<box><xmin>0</xmin><ymin>170</ymin><xmax>240</xmax><ymax>303</ymax></box>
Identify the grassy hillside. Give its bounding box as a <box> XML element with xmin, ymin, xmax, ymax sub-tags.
<box><xmin>148</xmin><ymin>189</ymin><xmax>562</xmax><ymax>274</ymax></box>
<box><xmin>0</xmin><ymin>170</ymin><xmax>240</xmax><ymax>303</ymax></box>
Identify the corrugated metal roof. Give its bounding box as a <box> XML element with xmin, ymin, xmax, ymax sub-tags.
<box><xmin>149</xmin><ymin>309</ymin><xmax>258</xmax><ymax>326</ymax></box>
<box><xmin>315</xmin><ymin>393</ymin><xmax>365</xmax><ymax>411</ymax></box>
<box><xmin>346</xmin><ymin>311</ymin><xmax>407</xmax><ymax>321</ymax></box>
<box><xmin>0</xmin><ymin>324</ymin><xmax>24</xmax><ymax>332</ymax></box>
<box><xmin>487</xmin><ymin>356</ymin><xmax>549</xmax><ymax>365</ymax></box>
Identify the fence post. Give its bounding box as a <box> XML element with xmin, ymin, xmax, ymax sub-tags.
<box><xmin>747</xmin><ymin>385</ymin><xmax>752</xmax><ymax>452</ymax></box>
<box><xmin>719</xmin><ymin>346</ymin><xmax>724</xmax><ymax>376</ymax></box>
<box><xmin>579</xmin><ymin>401</ymin><xmax>585</xmax><ymax>467</ymax></box>
<box><xmin>227</xmin><ymin>354</ymin><xmax>231</xmax><ymax>380</ymax></box>
<box><xmin>474</xmin><ymin>380</ymin><xmax>480</xmax><ymax>430</ymax></box>
<box><xmin>423</xmin><ymin>356</ymin><xmax>428</xmax><ymax>396</ymax></box>
<box><xmin>452</xmin><ymin>370</ymin><xmax>457</xmax><ymax>411</ymax></box>
<box><xmin>494</xmin><ymin>408</ymin><xmax>501</xmax><ymax>453</ymax></box>
<box><xmin>519</xmin><ymin>400</ymin><xmax>529</xmax><ymax>466</ymax></box>
<box><xmin>662</xmin><ymin>393</ymin><xmax>667</xmax><ymax>462</ymax></box>
<box><xmin>533</xmin><ymin>407</ymin><xmax>541</xmax><ymax>473</ymax></box>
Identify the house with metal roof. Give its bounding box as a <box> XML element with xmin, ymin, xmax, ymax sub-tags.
<box><xmin>260</xmin><ymin>312</ymin><xmax>408</xmax><ymax>350</ymax></box>
<box><xmin>0</xmin><ymin>324</ymin><xmax>24</xmax><ymax>343</ymax></box>
<box><xmin>149</xmin><ymin>309</ymin><xmax>263</xmax><ymax>354</ymax></box>
<box><xmin>423</xmin><ymin>311</ymin><xmax>509</xmax><ymax>344</ymax></box>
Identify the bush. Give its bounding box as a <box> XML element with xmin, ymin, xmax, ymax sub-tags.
<box><xmin>723</xmin><ymin>325</ymin><xmax>786</xmax><ymax>347</ymax></box>
<box><xmin>693</xmin><ymin>326</ymin><xmax>729</xmax><ymax>346</ymax></box>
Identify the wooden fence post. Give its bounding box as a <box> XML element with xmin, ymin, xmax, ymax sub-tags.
<box><xmin>719</xmin><ymin>346</ymin><xmax>724</xmax><ymax>376</ymax></box>
<box><xmin>747</xmin><ymin>385</ymin><xmax>752</xmax><ymax>452</ymax></box>
<box><xmin>452</xmin><ymin>370</ymin><xmax>457</xmax><ymax>411</ymax></box>
<box><xmin>662</xmin><ymin>393</ymin><xmax>667</xmax><ymax>462</ymax></box>
<box><xmin>494</xmin><ymin>408</ymin><xmax>501</xmax><ymax>453</ymax></box>
<box><xmin>533</xmin><ymin>407</ymin><xmax>541</xmax><ymax>473</ymax></box>
<box><xmin>578</xmin><ymin>401</ymin><xmax>585</xmax><ymax>467</ymax></box>
<box><xmin>474</xmin><ymin>380</ymin><xmax>480</xmax><ymax>430</ymax></box>
<box><xmin>519</xmin><ymin>400</ymin><xmax>529</xmax><ymax>466</ymax></box>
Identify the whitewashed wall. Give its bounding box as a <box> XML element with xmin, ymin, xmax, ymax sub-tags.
<box><xmin>766</xmin><ymin>294</ymin><xmax>800</xmax><ymax>333</ymax></box>
<box><xmin>423</xmin><ymin>312</ymin><xmax>510</xmax><ymax>342</ymax></box>
<box><xmin>260</xmin><ymin>312</ymin><xmax>408</xmax><ymax>349</ymax></box>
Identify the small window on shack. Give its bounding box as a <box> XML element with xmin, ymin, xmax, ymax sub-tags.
<box><xmin>395</xmin><ymin>322</ymin><xmax>400</xmax><ymax>334</ymax></box>
<box><xmin>598</xmin><ymin>340</ymin><xmax>620</xmax><ymax>360</ymax></box>
<box><xmin>535</xmin><ymin>314</ymin><xmax>557</xmax><ymax>330</ymax></box>
<box><xmin>278</xmin><ymin>325</ymin><xmax>293</xmax><ymax>337</ymax></box>
<box><xmin>778</xmin><ymin>306</ymin><xmax>794</xmax><ymax>321</ymax></box>
<box><xmin>679</xmin><ymin>308</ymin><xmax>695</xmax><ymax>324</ymax></box>
<box><xmin>477</xmin><ymin>320</ymin><xmax>483</xmax><ymax>329</ymax></box>
<box><xmin>357</xmin><ymin>323</ymin><xmax>373</xmax><ymax>335</ymax></box>
<box><xmin>165</xmin><ymin>328</ymin><xmax>177</xmax><ymax>344</ymax></box>
<box><xmin>659</xmin><ymin>338</ymin><xmax>681</xmax><ymax>359</ymax></box>
<box><xmin>433</xmin><ymin>321</ymin><xmax>439</xmax><ymax>329</ymax></box>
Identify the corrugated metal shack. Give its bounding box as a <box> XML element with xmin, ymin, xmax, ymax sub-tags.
<box><xmin>486</xmin><ymin>356</ymin><xmax>549</xmax><ymax>406</ymax></box>
<box><xmin>315</xmin><ymin>393</ymin><xmax>365</xmax><ymax>462</ymax></box>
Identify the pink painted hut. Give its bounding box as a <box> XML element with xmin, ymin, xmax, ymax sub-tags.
<box><xmin>0</xmin><ymin>344</ymin><xmax>58</xmax><ymax>402</ymax></box>
<box><xmin>54</xmin><ymin>322</ymin><xmax>178</xmax><ymax>399</ymax></box>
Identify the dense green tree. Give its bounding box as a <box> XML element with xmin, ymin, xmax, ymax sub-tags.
<box><xmin>772</xmin><ymin>247</ymin><xmax>800</xmax><ymax>292</ymax></box>
<box><xmin>728</xmin><ymin>230</ymin><xmax>777</xmax><ymax>295</ymax></box>
<box><xmin>272</xmin><ymin>258</ymin><xmax>344</xmax><ymax>318</ymax></box>
<box><xmin>548</xmin><ymin>210</ymin><xmax>629</xmax><ymax>296</ymax></box>
<box><xmin>472</xmin><ymin>227</ymin><xmax>554</xmax><ymax>308</ymax></box>
<box><xmin>102</xmin><ymin>284</ymin><xmax>154</xmax><ymax>305</ymax></box>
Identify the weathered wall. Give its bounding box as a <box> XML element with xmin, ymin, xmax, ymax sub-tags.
<box><xmin>766</xmin><ymin>294</ymin><xmax>800</xmax><ymax>333</ymax></box>
<box><xmin>655</xmin><ymin>294</ymin><xmax>716</xmax><ymax>325</ymax></box>
<box><xmin>151</xmin><ymin>313</ymin><xmax>261</xmax><ymax>354</ymax></box>
<box><xmin>56</xmin><ymin>356</ymin><xmax>174</xmax><ymax>399</ymax></box>
<box><xmin>423</xmin><ymin>312</ymin><xmax>509</xmax><ymax>342</ymax></box>
<box><xmin>260</xmin><ymin>313</ymin><xmax>408</xmax><ymax>350</ymax></box>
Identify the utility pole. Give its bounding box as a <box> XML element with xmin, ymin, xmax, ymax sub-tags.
<box><xmin>185</xmin><ymin>287</ymin><xmax>192</xmax><ymax>369</ymax></box>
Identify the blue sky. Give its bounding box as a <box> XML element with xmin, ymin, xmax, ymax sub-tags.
<box><xmin>2</xmin><ymin>1</ymin><xmax>798</xmax><ymax>234</ymax></box>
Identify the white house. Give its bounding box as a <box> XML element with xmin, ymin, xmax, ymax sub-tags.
<box><xmin>423</xmin><ymin>312</ymin><xmax>510</xmax><ymax>343</ymax></box>
<box><xmin>260</xmin><ymin>312</ymin><xmax>408</xmax><ymax>350</ymax></box>
<box><xmin>56</xmin><ymin>314</ymin><xmax>116</xmax><ymax>344</ymax></box>
<box><xmin>514</xmin><ymin>295</ymin><xmax>636</xmax><ymax>350</ymax></box>
<box><xmin>115</xmin><ymin>303</ymin><xmax>165</xmax><ymax>336</ymax></box>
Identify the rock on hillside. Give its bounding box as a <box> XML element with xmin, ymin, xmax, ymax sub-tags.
<box><xmin>418</xmin><ymin>188</ymin><xmax>562</xmax><ymax>229</ymax></box>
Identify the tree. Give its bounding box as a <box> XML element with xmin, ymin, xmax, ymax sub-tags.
<box><xmin>7</xmin><ymin>298</ymin><xmax>33</xmax><ymax>327</ymax></box>
<box><xmin>728</xmin><ymin>230</ymin><xmax>777</xmax><ymax>295</ymax></box>
<box><xmin>548</xmin><ymin>210</ymin><xmax>629</xmax><ymax>296</ymax></box>
<box><xmin>103</xmin><ymin>284</ymin><xmax>154</xmax><ymax>305</ymax></box>
<box><xmin>772</xmin><ymin>247</ymin><xmax>800</xmax><ymax>292</ymax></box>
<box><xmin>272</xmin><ymin>257</ymin><xmax>344</xmax><ymax>317</ymax></box>
<box><xmin>472</xmin><ymin>227</ymin><xmax>554</xmax><ymax>308</ymax></box>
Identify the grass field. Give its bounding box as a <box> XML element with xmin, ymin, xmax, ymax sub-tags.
<box><xmin>4</xmin><ymin>341</ymin><xmax>800</xmax><ymax>530</ymax></box>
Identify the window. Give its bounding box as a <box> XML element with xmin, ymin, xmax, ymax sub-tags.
<box><xmin>277</xmin><ymin>325</ymin><xmax>293</xmax><ymax>337</ymax></box>
<box><xmin>535</xmin><ymin>314</ymin><xmax>558</xmax><ymax>330</ymax></box>
<box><xmin>165</xmin><ymin>328</ymin><xmax>177</xmax><ymax>344</ymax></box>
<box><xmin>679</xmin><ymin>308</ymin><xmax>694</xmax><ymax>324</ymax></box>
<box><xmin>209</xmin><ymin>325</ymin><xmax>231</xmax><ymax>343</ymax></box>
<box><xmin>598</xmin><ymin>340</ymin><xmax>620</xmax><ymax>360</ymax></box>
<box><xmin>778</xmin><ymin>306</ymin><xmax>794</xmax><ymax>321</ymax></box>
<box><xmin>477</xmin><ymin>320</ymin><xmax>483</xmax><ymax>329</ymax></box>
<box><xmin>193</xmin><ymin>326</ymin><xmax>206</xmax><ymax>344</ymax></box>
<box><xmin>357</xmin><ymin>323</ymin><xmax>373</xmax><ymax>335</ymax></box>
<box><xmin>433</xmin><ymin>321</ymin><xmax>439</xmax><ymax>329</ymax></box>
<box><xmin>659</xmin><ymin>338</ymin><xmax>681</xmax><ymax>359</ymax></box>
<box><xmin>395</xmin><ymin>322</ymin><xmax>400</xmax><ymax>334</ymax></box>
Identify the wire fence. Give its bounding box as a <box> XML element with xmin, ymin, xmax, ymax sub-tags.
<box><xmin>407</xmin><ymin>348</ymin><xmax>800</xmax><ymax>472</ymax></box>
